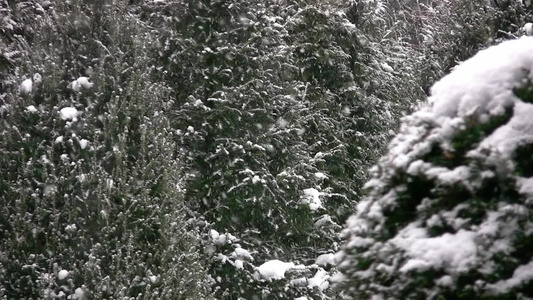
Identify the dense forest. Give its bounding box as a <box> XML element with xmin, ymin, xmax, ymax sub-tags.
<box><xmin>0</xmin><ymin>0</ymin><xmax>532</xmax><ymax>299</ymax></box>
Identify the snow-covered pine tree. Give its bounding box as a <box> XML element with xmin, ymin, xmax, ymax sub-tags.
<box><xmin>149</xmin><ymin>0</ymin><xmax>424</xmax><ymax>298</ymax></box>
<box><xmin>337</xmin><ymin>37</ymin><xmax>533</xmax><ymax>299</ymax></box>
<box><xmin>0</xmin><ymin>1</ymin><xmax>212</xmax><ymax>298</ymax></box>
<box><xmin>151</xmin><ymin>1</ymin><xmax>337</xmax><ymax>297</ymax></box>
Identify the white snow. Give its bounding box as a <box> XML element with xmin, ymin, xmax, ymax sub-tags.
<box><xmin>381</xmin><ymin>62</ymin><xmax>394</xmax><ymax>73</ymax></box>
<box><xmin>68</xmin><ymin>287</ymin><xmax>85</xmax><ymax>299</ymax></box>
<box><xmin>435</xmin><ymin>166</ymin><xmax>470</xmax><ymax>185</ymax></box>
<box><xmin>59</xmin><ymin>107</ymin><xmax>79</xmax><ymax>120</ymax></box>
<box><xmin>26</xmin><ymin>105</ymin><xmax>38</xmax><ymax>113</ymax></box>
<box><xmin>234</xmin><ymin>259</ymin><xmax>244</xmax><ymax>269</ymax></box>
<box><xmin>58</xmin><ymin>270</ymin><xmax>69</xmax><ymax>280</ymax></box>
<box><xmin>315</xmin><ymin>253</ymin><xmax>335</xmax><ymax>266</ymax></box>
<box><xmin>209</xmin><ymin>229</ymin><xmax>228</xmax><ymax>245</ymax></box>
<box><xmin>478</xmin><ymin>101</ymin><xmax>533</xmax><ymax>158</ymax></box>
<box><xmin>302</xmin><ymin>188</ymin><xmax>324</xmax><ymax>211</ymax></box>
<box><xmin>277</xmin><ymin>117</ymin><xmax>288</xmax><ymax>128</ymax></box>
<box><xmin>232</xmin><ymin>246</ymin><xmax>253</xmax><ymax>261</ymax></box>
<box><xmin>209</xmin><ymin>229</ymin><xmax>219</xmax><ymax>240</ymax></box>
<box><xmin>314</xmin><ymin>214</ymin><xmax>332</xmax><ymax>227</ymax></box>
<box><xmin>342</xmin><ymin>106</ymin><xmax>351</xmax><ymax>116</ymax></box>
<box><xmin>487</xmin><ymin>261</ymin><xmax>533</xmax><ymax>294</ymax></box>
<box><xmin>346</xmin><ymin>236</ymin><xmax>374</xmax><ymax>248</ymax></box>
<box><xmin>149</xmin><ymin>275</ymin><xmax>157</xmax><ymax>284</ymax></box>
<box><xmin>216</xmin><ymin>253</ymin><xmax>229</xmax><ymax>263</ymax></box>
<box><xmin>430</xmin><ymin>37</ymin><xmax>533</xmax><ymax>120</ymax></box>
<box><xmin>307</xmin><ymin>268</ymin><xmax>330</xmax><ymax>291</ymax></box>
<box><xmin>294</xmin><ymin>297</ymin><xmax>309</xmax><ymax>300</ymax></box>
<box><xmin>523</xmin><ymin>23</ymin><xmax>533</xmax><ymax>36</ymax></box>
<box><xmin>255</xmin><ymin>260</ymin><xmax>295</xmax><ymax>280</ymax></box>
<box><xmin>314</xmin><ymin>172</ymin><xmax>327</xmax><ymax>179</ymax></box>
<box><xmin>33</xmin><ymin>73</ymin><xmax>42</xmax><ymax>84</ymax></box>
<box><xmin>392</xmin><ymin>225</ymin><xmax>477</xmax><ymax>273</ymax></box>
<box><xmin>79</xmin><ymin>139</ymin><xmax>89</xmax><ymax>149</ymax></box>
<box><xmin>20</xmin><ymin>79</ymin><xmax>33</xmax><ymax>95</ymax></box>
<box><xmin>70</xmin><ymin>77</ymin><xmax>93</xmax><ymax>92</ymax></box>
<box><xmin>65</xmin><ymin>224</ymin><xmax>77</xmax><ymax>232</ymax></box>
<box><xmin>265</xmin><ymin>144</ymin><xmax>276</xmax><ymax>153</ymax></box>
<box><xmin>435</xmin><ymin>275</ymin><xmax>454</xmax><ymax>287</ymax></box>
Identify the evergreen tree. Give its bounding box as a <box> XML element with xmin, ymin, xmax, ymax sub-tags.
<box><xmin>382</xmin><ymin>0</ymin><xmax>526</xmax><ymax>93</ymax></box>
<box><xmin>337</xmin><ymin>36</ymin><xmax>533</xmax><ymax>300</ymax></box>
<box><xmin>0</xmin><ymin>1</ymin><xmax>212</xmax><ymax>298</ymax></box>
<box><xmin>150</xmin><ymin>0</ymin><xmax>424</xmax><ymax>298</ymax></box>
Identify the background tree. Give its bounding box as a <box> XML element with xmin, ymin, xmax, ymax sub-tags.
<box><xmin>149</xmin><ymin>0</ymin><xmax>425</xmax><ymax>298</ymax></box>
<box><xmin>0</xmin><ymin>1</ymin><xmax>212</xmax><ymax>298</ymax></box>
<box><xmin>381</xmin><ymin>0</ymin><xmax>527</xmax><ymax>93</ymax></box>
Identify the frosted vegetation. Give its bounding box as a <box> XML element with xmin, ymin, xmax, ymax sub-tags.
<box><xmin>337</xmin><ymin>37</ymin><xmax>533</xmax><ymax>299</ymax></box>
<box><xmin>0</xmin><ymin>0</ymin><xmax>531</xmax><ymax>299</ymax></box>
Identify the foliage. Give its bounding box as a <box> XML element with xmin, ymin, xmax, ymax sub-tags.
<box><xmin>2</xmin><ymin>0</ymin><xmax>524</xmax><ymax>299</ymax></box>
<box><xmin>337</xmin><ymin>39</ymin><xmax>533</xmax><ymax>300</ymax></box>
<box><xmin>0</xmin><ymin>1</ymin><xmax>212</xmax><ymax>299</ymax></box>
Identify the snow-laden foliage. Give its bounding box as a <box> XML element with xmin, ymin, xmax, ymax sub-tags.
<box><xmin>0</xmin><ymin>1</ymin><xmax>212</xmax><ymax>299</ymax></box>
<box><xmin>337</xmin><ymin>37</ymin><xmax>533</xmax><ymax>299</ymax></box>
<box><xmin>3</xmin><ymin>0</ymin><xmax>526</xmax><ymax>299</ymax></box>
<box><xmin>146</xmin><ymin>0</ymin><xmax>425</xmax><ymax>298</ymax></box>
<box><xmin>1</xmin><ymin>0</ymin><xmax>51</xmax><ymax>98</ymax></box>
<box><xmin>382</xmin><ymin>0</ymin><xmax>527</xmax><ymax>93</ymax></box>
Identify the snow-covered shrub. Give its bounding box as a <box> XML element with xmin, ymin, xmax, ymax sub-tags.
<box><xmin>337</xmin><ymin>37</ymin><xmax>533</xmax><ymax>299</ymax></box>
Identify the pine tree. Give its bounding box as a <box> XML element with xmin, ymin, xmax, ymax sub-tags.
<box><xmin>337</xmin><ymin>36</ymin><xmax>533</xmax><ymax>300</ymax></box>
<box><xmin>384</xmin><ymin>0</ymin><xmax>526</xmax><ymax>93</ymax></box>
<box><xmin>150</xmin><ymin>0</ymin><xmax>424</xmax><ymax>298</ymax></box>
<box><xmin>0</xmin><ymin>1</ymin><xmax>212</xmax><ymax>298</ymax></box>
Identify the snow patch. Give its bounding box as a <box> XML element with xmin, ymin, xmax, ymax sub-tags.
<box><xmin>523</xmin><ymin>23</ymin><xmax>533</xmax><ymax>36</ymax></box>
<box><xmin>232</xmin><ymin>246</ymin><xmax>253</xmax><ymax>261</ymax></box>
<box><xmin>58</xmin><ymin>270</ymin><xmax>69</xmax><ymax>280</ymax></box>
<box><xmin>68</xmin><ymin>287</ymin><xmax>85</xmax><ymax>299</ymax></box>
<box><xmin>302</xmin><ymin>188</ymin><xmax>324</xmax><ymax>211</ymax></box>
<box><xmin>381</xmin><ymin>62</ymin><xmax>394</xmax><ymax>73</ymax></box>
<box><xmin>149</xmin><ymin>275</ymin><xmax>157</xmax><ymax>283</ymax></box>
<box><xmin>20</xmin><ymin>79</ymin><xmax>33</xmax><ymax>95</ymax></box>
<box><xmin>314</xmin><ymin>214</ymin><xmax>332</xmax><ymax>227</ymax></box>
<box><xmin>59</xmin><ymin>107</ymin><xmax>79</xmax><ymax>121</ymax></box>
<box><xmin>315</xmin><ymin>253</ymin><xmax>335</xmax><ymax>266</ymax></box>
<box><xmin>486</xmin><ymin>261</ymin><xmax>533</xmax><ymax>294</ymax></box>
<box><xmin>210</xmin><ymin>229</ymin><xmax>228</xmax><ymax>245</ymax></box>
<box><xmin>430</xmin><ymin>37</ymin><xmax>533</xmax><ymax>120</ymax></box>
<box><xmin>255</xmin><ymin>260</ymin><xmax>296</xmax><ymax>280</ymax></box>
<box><xmin>392</xmin><ymin>225</ymin><xmax>477</xmax><ymax>273</ymax></box>
<box><xmin>307</xmin><ymin>268</ymin><xmax>330</xmax><ymax>291</ymax></box>
<box><xmin>314</xmin><ymin>172</ymin><xmax>327</xmax><ymax>179</ymax></box>
<box><xmin>70</xmin><ymin>77</ymin><xmax>94</xmax><ymax>92</ymax></box>
<box><xmin>26</xmin><ymin>105</ymin><xmax>38</xmax><ymax>113</ymax></box>
<box><xmin>79</xmin><ymin>139</ymin><xmax>89</xmax><ymax>149</ymax></box>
